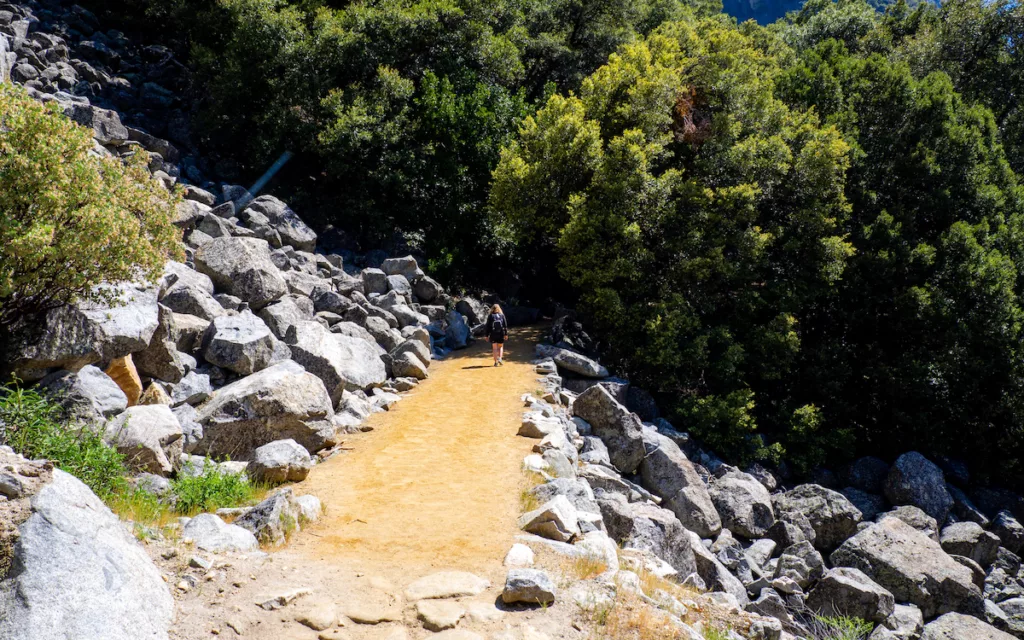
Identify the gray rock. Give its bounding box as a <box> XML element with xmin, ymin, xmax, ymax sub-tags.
<box><xmin>392</xmin><ymin>351</ymin><xmax>429</xmax><ymax>380</ymax></box>
<box><xmin>0</xmin><ymin>470</ymin><xmax>173</xmax><ymax>640</ymax></box>
<box><xmin>841</xmin><ymin>487</ymin><xmax>887</xmax><ymax>521</ymax></box>
<box><xmin>249</xmin><ymin>439</ymin><xmax>313</xmax><ymax>484</ymax></box>
<box><xmin>845</xmin><ymin>457</ymin><xmax>891</xmax><ymax>494</ymax></box>
<box><xmin>994</xmin><ymin>511</ymin><xmax>1024</xmax><ymax>554</ymax></box>
<box><xmin>920</xmin><ymin>612</ymin><xmax>1015</xmax><ymax>640</ymax></box>
<box><xmin>194</xmin><ymin>361</ymin><xmax>336</xmax><ymax>459</ymax></box>
<box><xmin>639</xmin><ymin>433</ymin><xmax>721</xmax><ymax>538</ymax></box>
<box><xmin>170</xmin><ymin>370</ymin><xmax>213</xmax><ymax>407</ymax></box>
<box><xmin>774</xmin><ymin>540</ymin><xmax>825</xmax><ymax>589</ymax></box>
<box><xmin>15</xmin><ymin>283</ymin><xmax>159</xmax><ymax>378</ymax></box>
<box><xmin>830</xmin><ymin>516</ymin><xmax>984</xmax><ymax>618</ymax></box>
<box><xmin>286</xmin><ymin>321</ymin><xmax>387</xmax><ymax>403</ymax></box>
<box><xmin>870</xmin><ymin>603</ymin><xmax>924</xmax><ymax>640</ymax></box>
<box><xmin>235</xmin><ymin>489</ymin><xmax>304</xmax><ymax>546</ymax></box>
<box><xmin>182</xmin><ymin>513</ymin><xmax>258</xmax><ymax>552</ymax></box>
<box><xmin>807</xmin><ymin>567</ymin><xmax>895</xmax><ymax>623</ymax></box>
<box><xmin>386</xmin><ymin>274</ymin><xmax>412</xmax><ymax>297</ymax></box>
<box><xmin>686</xmin><ymin>529</ymin><xmax>749</xmax><ymax>604</ymax></box>
<box><xmin>597</xmin><ymin>493</ymin><xmax>697</xmax><ymax>578</ymax></box>
<box><xmin>195</xmin><ymin>237</ymin><xmax>288</xmax><ymax>310</ymax></box>
<box><xmin>134</xmin><ymin>304</ymin><xmax>187</xmax><ymax>383</ymax></box>
<box><xmin>572</xmin><ymin>385</ymin><xmax>645</xmax><ymax>474</ymax></box>
<box><xmin>172</xmin><ymin>404</ymin><xmax>204</xmax><ymax>453</ymax></box>
<box><xmin>361</xmin><ymin>268</ymin><xmax>388</xmax><ymax>295</ymax></box>
<box><xmin>161</xmin><ymin>281</ymin><xmax>224</xmax><ymax>321</ymax></box>
<box><xmin>518</xmin><ymin>495</ymin><xmax>580</xmax><ymax>543</ymax></box>
<box><xmin>885</xmin><ymin>452</ymin><xmax>954</xmax><ymax>524</ymax></box>
<box><xmin>947</xmin><ymin>484</ymin><xmax>990</xmax><ymax>526</ymax></box>
<box><xmin>773</xmin><ymin>484</ymin><xmax>862</xmax><ymax>551</ymax></box>
<box><xmin>103</xmin><ymin>405</ymin><xmax>183</xmax><ymax>476</ymax></box>
<box><xmin>940</xmin><ymin>522</ymin><xmax>1000</xmax><ymax>567</ymax></box>
<box><xmin>40</xmin><ymin>365</ymin><xmax>126</xmax><ymax>422</ymax></box>
<box><xmin>381</xmin><ymin>256</ymin><xmax>424</xmax><ymax>281</ymax></box>
<box><xmin>245</xmin><ymin>196</ymin><xmax>317</xmax><ymax>252</ymax></box>
<box><xmin>364</xmin><ymin>315</ymin><xmax>402</xmax><ymax>351</ymax></box>
<box><xmin>445</xmin><ymin>309</ymin><xmax>470</xmax><ymax>349</ymax></box>
<box><xmin>258</xmin><ymin>295</ymin><xmax>315</xmax><ymax>340</ymax></box>
<box><xmin>413</xmin><ymin>276</ymin><xmax>442</xmax><ymax>303</ymax></box>
<box><xmin>202</xmin><ymin>310</ymin><xmax>289</xmax><ymax>375</ymax></box>
<box><xmin>535</xmin><ymin>344</ymin><xmax>609</xmax><ymax>378</ymax></box>
<box><xmin>501</xmin><ymin>569</ymin><xmax>556</xmax><ymax>605</ymax></box>
<box><xmin>710</xmin><ymin>470</ymin><xmax>776</xmax><ymax>539</ymax></box>
<box><xmin>879</xmin><ymin>505</ymin><xmax>940</xmax><ymax>541</ymax></box>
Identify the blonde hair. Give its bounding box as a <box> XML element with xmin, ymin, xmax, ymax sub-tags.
<box><xmin>491</xmin><ymin>304</ymin><xmax>503</xmax><ymax>314</ymax></box>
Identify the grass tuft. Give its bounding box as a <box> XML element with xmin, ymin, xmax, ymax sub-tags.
<box><xmin>0</xmin><ymin>381</ymin><xmax>128</xmax><ymax>499</ymax></box>
<box><xmin>171</xmin><ymin>460</ymin><xmax>266</xmax><ymax>516</ymax></box>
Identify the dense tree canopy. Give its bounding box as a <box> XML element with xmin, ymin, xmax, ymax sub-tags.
<box><xmin>493</xmin><ymin>0</ymin><xmax>1024</xmax><ymax>482</ymax></box>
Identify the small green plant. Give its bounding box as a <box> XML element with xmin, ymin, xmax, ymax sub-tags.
<box><xmin>808</xmin><ymin>615</ymin><xmax>874</xmax><ymax>640</ymax></box>
<box><xmin>109</xmin><ymin>486</ymin><xmax>175</xmax><ymax>527</ymax></box>
<box><xmin>702</xmin><ymin>629</ymin><xmax>730</xmax><ymax>640</ymax></box>
<box><xmin>0</xmin><ymin>381</ymin><xmax>128</xmax><ymax>499</ymax></box>
<box><xmin>171</xmin><ymin>460</ymin><xmax>259</xmax><ymax>515</ymax></box>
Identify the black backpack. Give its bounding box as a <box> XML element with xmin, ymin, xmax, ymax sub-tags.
<box><xmin>489</xmin><ymin>313</ymin><xmax>507</xmax><ymax>339</ymax></box>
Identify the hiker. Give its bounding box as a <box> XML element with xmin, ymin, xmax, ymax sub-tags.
<box><xmin>486</xmin><ymin>304</ymin><xmax>509</xmax><ymax>366</ymax></box>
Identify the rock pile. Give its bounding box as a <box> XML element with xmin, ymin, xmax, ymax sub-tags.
<box><xmin>517</xmin><ymin>341</ymin><xmax>1023</xmax><ymax>639</ymax></box>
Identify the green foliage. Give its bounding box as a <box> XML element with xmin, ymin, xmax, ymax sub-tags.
<box><xmin>0</xmin><ymin>85</ymin><xmax>183</xmax><ymax>334</ymax></box>
<box><xmin>171</xmin><ymin>460</ymin><xmax>260</xmax><ymax>515</ymax></box>
<box><xmin>808</xmin><ymin>615</ymin><xmax>874</xmax><ymax>640</ymax></box>
<box><xmin>492</xmin><ymin>5</ymin><xmax>1024</xmax><ymax>481</ymax></box>
<box><xmin>0</xmin><ymin>381</ymin><xmax>128</xmax><ymax>499</ymax></box>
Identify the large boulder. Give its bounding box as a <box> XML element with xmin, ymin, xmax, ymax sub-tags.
<box><xmin>0</xmin><ymin>464</ymin><xmax>173</xmax><ymax>640</ymax></box>
<box><xmin>40</xmin><ymin>365</ymin><xmax>127</xmax><ymax>423</ymax></box>
<box><xmin>940</xmin><ymin>522</ymin><xmax>1001</xmax><ymax>567</ymax></box>
<box><xmin>202</xmin><ymin>311</ymin><xmax>289</xmax><ymax>375</ymax></box>
<box><xmin>920</xmin><ymin>612</ymin><xmax>1015</xmax><ymax>640</ymax></box>
<box><xmin>194</xmin><ymin>237</ymin><xmax>288</xmax><ymax>310</ymax></box>
<box><xmin>245</xmin><ymin>196</ymin><xmax>317</xmax><ymax>252</ymax></box>
<box><xmin>709</xmin><ymin>470</ymin><xmax>776</xmax><ymax>539</ymax></box>
<box><xmin>380</xmin><ymin>256</ymin><xmax>424</xmax><ymax>281</ymax></box>
<box><xmin>686</xmin><ymin>529</ymin><xmax>749</xmax><ymax>604</ymax></box>
<box><xmin>103</xmin><ymin>405</ymin><xmax>183</xmax><ymax>476</ymax></box>
<box><xmin>830</xmin><ymin>516</ymin><xmax>984</xmax><ymax>618</ymax></box>
<box><xmin>413</xmin><ymin>276</ymin><xmax>442</xmax><ymax>303</ymax></box>
<box><xmin>455</xmin><ymin>298</ymin><xmax>488</xmax><ymax>326</ymax></box>
<box><xmin>235</xmin><ymin>489</ymin><xmax>305</xmax><ymax>546</ymax></box>
<box><xmin>519</xmin><ymin>495</ymin><xmax>580</xmax><ymax>543</ymax></box>
<box><xmin>774</xmin><ymin>540</ymin><xmax>825</xmax><ymax>589</ymax></box>
<box><xmin>639</xmin><ymin>433</ymin><xmax>721</xmax><ymax>538</ymax></box>
<box><xmin>194</xmin><ymin>361</ymin><xmax>337</xmax><ymax>459</ymax></box>
<box><xmin>258</xmin><ymin>295</ymin><xmax>315</xmax><ymax>340</ymax></box>
<box><xmin>773</xmin><ymin>484</ymin><xmax>862</xmax><ymax>551</ymax></box>
<box><xmin>285</xmin><ymin>321</ymin><xmax>387</xmax><ymax>403</ymax></box>
<box><xmin>133</xmin><ymin>304</ymin><xmax>187</xmax><ymax>383</ymax></box>
<box><xmin>807</xmin><ymin>567</ymin><xmax>895</xmax><ymax>623</ymax></box>
<box><xmin>14</xmin><ymin>283</ymin><xmax>159</xmax><ymax>379</ymax></box>
<box><xmin>248</xmin><ymin>439</ymin><xmax>313</xmax><ymax>484</ymax></box>
<box><xmin>885</xmin><ymin>452</ymin><xmax>954</xmax><ymax>524</ymax></box>
<box><xmin>597</xmin><ymin>493</ymin><xmax>698</xmax><ymax>579</ymax></box>
<box><xmin>392</xmin><ymin>351</ymin><xmax>429</xmax><ymax>380</ymax></box>
<box><xmin>536</xmin><ymin>344</ymin><xmax>608</xmax><ymax>378</ymax></box>
<box><xmin>572</xmin><ymin>385</ymin><xmax>645</xmax><ymax>474</ymax></box>
<box><xmin>445</xmin><ymin>309</ymin><xmax>470</xmax><ymax>349</ymax></box>
<box><xmin>844</xmin><ymin>457</ymin><xmax>890</xmax><ymax>494</ymax></box>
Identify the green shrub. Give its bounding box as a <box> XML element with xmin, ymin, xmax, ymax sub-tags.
<box><xmin>171</xmin><ymin>459</ymin><xmax>260</xmax><ymax>515</ymax></box>
<box><xmin>807</xmin><ymin>615</ymin><xmax>874</xmax><ymax>640</ymax></box>
<box><xmin>0</xmin><ymin>84</ymin><xmax>183</xmax><ymax>335</ymax></box>
<box><xmin>0</xmin><ymin>381</ymin><xmax>128</xmax><ymax>499</ymax></box>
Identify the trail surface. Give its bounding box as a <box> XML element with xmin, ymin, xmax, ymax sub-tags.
<box><xmin>168</xmin><ymin>327</ymin><xmax>579</xmax><ymax>640</ymax></box>
<box><xmin>291</xmin><ymin>326</ymin><xmax>543</xmax><ymax>571</ymax></box>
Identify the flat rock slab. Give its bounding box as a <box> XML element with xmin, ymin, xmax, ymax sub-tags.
<box><xmin>432</xmin><ymin>632</ymin><xmax>485</xmax><ymax>640</ymax></box>
<box><xmin>416</xmin><ymin>599</ymin><xmax>466</xmax><ymax>631</ymax></box>
<box><xmin>404</xmin><ymin>571</ymin><xmax>491</xmax><ymax>600</ymax></box>
<box><xmin>341</xmin><ymin>603</ymin><xmax>402</xmax><ymax>624</ymax></box>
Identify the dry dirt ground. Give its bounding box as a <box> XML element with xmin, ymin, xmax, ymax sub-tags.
<box><xmin>162</xmin><ymin>327</ymin><xmax>589</xmax><ymax>640</ymax></box>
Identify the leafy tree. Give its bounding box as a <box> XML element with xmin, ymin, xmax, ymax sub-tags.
<box><xmin>0</xmin><ymin>85</ymin><xmax>183</xmax><ymax>337</ymax></box>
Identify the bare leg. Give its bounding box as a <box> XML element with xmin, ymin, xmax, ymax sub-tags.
<box><xmin>492</xmin><ymin>342</ymin><xmax>500</xmax><ymax>364</ymax></box>
<box><xmin>498</xmin><ymin>344</ymin><xmax>505</xmax><ymax>362</ymax></box>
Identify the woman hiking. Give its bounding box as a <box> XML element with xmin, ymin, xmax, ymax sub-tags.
<box><xmin>485</xmin><ymin>304</ymin><xmax>509</xmax><ymax>366</ymax></box>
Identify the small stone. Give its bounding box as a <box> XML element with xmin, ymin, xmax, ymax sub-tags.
<box><xmin>340</xmin><ymin>603</ymin><xmax>400</xmax><ymax>624</ymax></box>
<box><xmin>318</xmin><ymin>631</ymin><xmax>348</xmax><ymax>640</ymax></box>
<box><xmin>256</xmin><ymin>588</ymin><xmax>312</xmax><ymax>610</ymax></box>
<box><xmin>504</xmin><ymin>543</ymin><xmax>535</xmax><ymax>567</ymax></box>
<box><xmin>501</xmin><ymin>568</ymin><xmax>556</xmax><ymax>605</ymax></box>
<box><xmin>295</xmin><ymin>601</ymin><xmax>337</xmax><ymax>631</ymax></box>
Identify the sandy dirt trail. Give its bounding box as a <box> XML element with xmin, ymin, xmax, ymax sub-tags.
<box><xmin>169</xmin><ymin>327</ymin><xmax>584</xmax><ymax>640</ymax></box>
<box><xmin>290</xmin><ymin>325</ymin><xmax>544</xmax><ymax>574</ymax></box>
